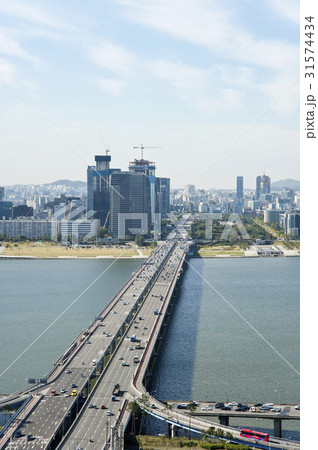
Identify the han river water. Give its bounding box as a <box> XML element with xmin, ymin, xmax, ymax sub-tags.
<box><xmin>0</xmin><ymin>256</ymin><xmax>299</xmax><ymax>440</ymax></box>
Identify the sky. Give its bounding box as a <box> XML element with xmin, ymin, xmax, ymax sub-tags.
<box><xmin>0</xmin><ymin>0</ymin><xmax>300</xmax><ymax>189</ymax></box>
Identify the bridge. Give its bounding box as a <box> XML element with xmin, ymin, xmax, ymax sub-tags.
<box><xmin>0</xmin><ymin>240</ymin><xmax>300</xmax><ymax>450</ymax></box>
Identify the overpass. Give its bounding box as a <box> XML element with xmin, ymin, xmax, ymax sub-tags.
<box><xmin>1</xmin><ymin>240</ymin><xmax>300</xmax><ymax>450</ymax></box>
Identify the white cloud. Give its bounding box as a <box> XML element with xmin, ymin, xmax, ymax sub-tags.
<box><xmin>266</xmin><ymin>0</ymin><xmax>300</xmax><ymax>24</ymax></box>
<box><xmin>88</xmin><ymin>41</ymin><xmax>136</xmax><ymax>76</ymax></box>
<box><xmin>0</xmin><ymin>0</ymin><xmax>70</xmax><ymax>29</ymax></box>
<box><xmin>118</xmin><ymin>0</ymin><xmax>298</xmax><ymax>73</ymax></box>
<box><xmin>0</xmin><ymin>59</ymin><xmax>16</xmax><ymax>83</ymax></box>
<box><xmin>96</xmin><ymin>77</ymin><xmax>125</xmax><ymax>96</ymax></box>
<box><xmin>0</xmin><ymin>27</ymin><xmax>39</xmax><ymax>62</ymax></box>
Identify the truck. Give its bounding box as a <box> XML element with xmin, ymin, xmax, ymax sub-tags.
<box><xmin>154</xmin><ymin>309</ymin><xmax>159</xmax><ymax>315</ymax></box>
<box><xmin>112</xmin><ymin>383</ymin><xmax>120</xmax><ymax>397</ymax></box>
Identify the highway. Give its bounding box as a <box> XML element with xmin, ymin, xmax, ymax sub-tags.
<box><xmin>58</xmin><ymin>243</ymin><xmax>186</xmax><ymax>449</ymax></box>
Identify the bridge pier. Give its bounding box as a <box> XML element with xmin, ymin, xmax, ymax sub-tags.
<box><xmin>218</xmin><ymin>415</ymin><xmax>229</xmax><ymax>427</ymax></box>
<box><xmin>274</xmin><ymin>418</ymin><xmax>282</xmax><ymax>438</ymax></box>
<box><xmin>168</xmin><ymin>423</ymin><xmax>177</xmax><ymax>438</ymax></box>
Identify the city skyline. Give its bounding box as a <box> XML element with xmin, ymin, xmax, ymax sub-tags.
<box><xmin>0</xmin><ymin>1</ymin><xmax>299</xmax><ymax>188</ymax></box>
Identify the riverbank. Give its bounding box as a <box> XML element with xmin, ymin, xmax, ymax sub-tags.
<box><xmin>0</xmin><ymin>242</ymin><xmax>300</xmax><ymax>259</ymax></box>
<box><xmin>0</xmin><ymin>242</ymin><xmax>152</xmax><ymax>259</ymax></box>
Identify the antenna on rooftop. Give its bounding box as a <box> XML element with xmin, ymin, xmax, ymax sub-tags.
<box><xmin>133</xmin><ymin>144</ymin><xmax>161</xmax><ymax>160</ymax></box>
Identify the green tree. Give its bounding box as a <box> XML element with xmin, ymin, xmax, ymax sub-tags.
<box><xmin>187</xmin><ymin>401</ymin><xmax>197</xmax><ymax>437</ymax></box>
<box><xmin>128</xmin><ymin>400</ymin><xmax>140</xmax><ymax>434</ymax></box>
<box><xmin>135</xmin><ymin>235</ymin><xmax>145</xmax><ymax>246</ymax></box>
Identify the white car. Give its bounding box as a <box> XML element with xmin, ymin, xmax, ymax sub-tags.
<box><xmin>227</xmin><ymin>402</ymin><xmax>238</xmax><ymax>406</ymax></box>
<box><xmin>201</xmin><ymin>406</ymin><xmax>212</xmax><ymax>411</ymax></box>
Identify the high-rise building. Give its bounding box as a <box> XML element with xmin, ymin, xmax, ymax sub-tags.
<box><xmin>129</xmin><ymin>157</ymin><xmax>156</xmax><ymax>223</ymax></box>
<box><xmin>0</xmin><ymin>187</ymin><xmax>4</xmax><ymax>201</ymax></box>
<box><xmin>13</xmin><ymin>205</ymin><xmax>34</xmax><ymax>218</ymax></box>
<box><xmin>109</xmin><ymin>172</ymin><xmax>151</xmax><ymax>239</ymax></box>
<box><xmin>0</xmin><ymin>201</ymin><xmax>12</xmax><ymax>220</ymax></box>
<box><xmin>256</xmin><ymin>174</ymin><xmax>271</xmax><ymax>200</ymax></box>
<box><xmin>87</xmin><ymin>152</ymin><xmax>120</xmax><ymax>227</ymax></box>
<box><xmin>236</xmin><ymin>176</ymin><xmax>244</xmax><ymax>200</ymax></box>
<box><xmin>155</xmin><ymin>177</ymin><xmax>170</xmax><ymax>217</ymax></box>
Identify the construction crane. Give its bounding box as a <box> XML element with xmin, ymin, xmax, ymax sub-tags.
<box><xmin>133</xmin><ymin>144</ymin><xmax>161</xmax><ymax>160</ymax></box>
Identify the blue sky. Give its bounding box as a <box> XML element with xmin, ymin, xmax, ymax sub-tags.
<box><xmin>0</xmin><ymin>0</ymin><xmax>299</xmax><ymax>189</ymax></box>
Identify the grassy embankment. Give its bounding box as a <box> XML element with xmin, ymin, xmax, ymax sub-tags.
<box><xmin>194</xmin><ymin>245</ymin><xmax>245</xmax><ymax>257</ymax></box>
<box><xmin>126</xmin><ymin>435</ymin><xmax>251</xmax><ymax>450</ymax></box>
<box><xmin>0</xmin><ymin>242</ymin><xmax>153</xmax><ymax>258</ymax></box>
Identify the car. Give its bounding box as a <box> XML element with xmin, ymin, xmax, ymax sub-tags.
<box><xmin>221</xmin><ymin>406</ymin><xmax>232</xmax><ymax>410</ymax></box>
<box><xmin>86</xmin><ymin>340</ymin><xmax>91</xmax><ymax>344</ymax></box>
<box><xmin>271</xmin><ymin>407</ymin><xmax>281</xmax><ymax>412</ymax></box>
<box><xmin>105</xmin><ymin>410</ymin><xmax>113</xmax><ymax>416</ymax></box>
<box><xmin>263</xmin><ymin>403</ymin><xmax>274</xmax><ymax>408</ymax></box>
<box><xmin>27</xmin><ymin>433</ymin><xmax>33</xmax><ymax>441</ymax></box>
<box><xmin>64</xmin><ymin>392</ymin><xmax>70</xmax><ymax>397</ymax></box>
<box><xmin>259</xmin><ymin>405</ymin><xmax>270</xmax><ymax>410</ymax></box>
<box><xmin>118</xmin><ymin>356</ymin><xmax>123</xmax><ymax>360</ymax></box>
<box><xmin>295</xmin><ymin>405</ymin><xmax>300</xmax><ymax>410</ymax></box>
<box><xmin>227</xmin><ymin>402</ymin><xmax>238</xmax><ymax>406</ymax></box>
<box><xmin>102</xmin><ymin>331</ymin><xmax>107</xmax><ymax>334</ymax></box>
<box><xmin>276</xmin><ymin>411</ymin><xmax>287</xmax><ymax>415</ymax></box>
<box><xmin>201</xmin><ymin>406</ymin><xmax>213</xmax><ymax>411</ymax></box>
<box><xmin>100</xmin><ymin>404</ymin><xmax>106</xmax><ymax>409</ymax></box>
<box><xmin>235</xmin><ymin>407</ymin><xmax>245</xmax><ymax>411</ymax></box>
<box><xmin>129</xmin><ymin>347</ymin><xmax>133</xmax><ymax>351</ymax></box>
<box><xmin>254</xmin><ymin>403</ymin><xmax>263</xmax><ymax>407</ymax></box>
<box><xmin>71</xmin><ymin>383</ymin><xmax>77</xmax><ymax>388</ymax></box>
<box><xmin>72</xmin><ymin>390</ymin><xmax>77</xmax><ymax>396</ymax></box>
<box><xmin>177</xmin><ymin>404</ymin><xmax>188</xmax><ymax>409</ymax></box>
<box><xmin>65</xmin><ymin>369</ymin><xmax>72</xmax><ymax>374</ymax></box>
<box><xmin>150</xmin><ymin>403</ymin><xmax>157</xmax><ymax>409</ymax></box>
<box><xmin>214</xmin><ymin>402</ymin><xmax>224</xmax><ymax>409</ymax></box>
<box><xmin>122</xmin><ymin>361</ymin><xmax>129</xmax><ymax>366</ymax></box>
<box><xmin>88</xmin><ymin>404</ymin><xmax>95</xmax><ymax>408</ymax></box>
<box><xmin>113</xmin><ymin>311</ymin><xmax>117</xmax><ymax>314</ymax></box>
<box><xmin>50</xmin><ymin>390</ymin><xmax>56</xmax><ymax>396</ymax></box>
<box><xmin>14</xmin><ymin>430</ymin><xmax>22</xmax><ymax>438</ymax></box>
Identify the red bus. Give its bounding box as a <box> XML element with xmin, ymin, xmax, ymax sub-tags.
<box><xmin>240</xmin><ymin>429</ymin><xmax>270</xmax><ymax>441</ymax></box>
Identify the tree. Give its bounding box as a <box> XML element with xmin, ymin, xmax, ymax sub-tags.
<box><xmin>128</xmin><ymin>400</ymin><xmax>140</xmax><ymax>434</ymax></box>
<box><xmin>137</xmin><ymin>394</ymin><xmax>150</xmax><ymax>434</ymax></box>
<box><xmin>187</xmin><ymin>401</ymin><xmax>197</xmax><ymax>437</ymax></box>
<box><xmin>135</xmin><ymin>235</ymin><xmax>145</xmax><ymax>246</ymax></box>
<box><xmin>97</xmin><ymin>228</ymin><xmax>109</xmax><ymax>239</ymax></box>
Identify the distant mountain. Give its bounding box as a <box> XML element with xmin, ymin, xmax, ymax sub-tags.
<box><xmin>47</xmin><ymin>179</ymin><xmax>87</xmax><ymax>188</ymax></box>
<box><xmin>271</xmin><ymin>179</ymin><xmax>300</xmax><ymax>191</ymax></box>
